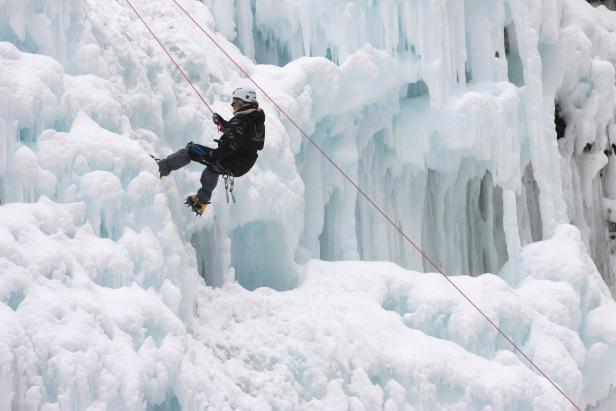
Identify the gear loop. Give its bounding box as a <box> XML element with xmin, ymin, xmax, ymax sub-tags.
<box><xmin>222</xmin><ymin>173</ymin><xmax>236</xmax><ymax>204</ymax></box>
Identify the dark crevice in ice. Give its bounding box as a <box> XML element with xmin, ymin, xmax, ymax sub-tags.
<box><xmin>521</xmin><ymin>163</ymin><xmax>543</xmax><ymax>243</ymax></box>
<box><xmin>319</xmin><ymin>188</ymin><xmax>341</xmax><ymax>261</ymax></box>
<box><xmin>464</xmin><ymin>171</ymin><xmax>508</xmax><ymax>276</ymax></box>
<box><xmin>421</xmin><ymin>167</ymin><xmax>508</xmax><ymax>277</ymax></box>
<box><xmin>504</xmin><ymin>24</ymin><xmax>524</xmax><ymax>87</ymax></box>
<box><xmin>406</xmin><ymin>80</ymin><xmax>429</xmax><ymax>100</ymax></box>
<box><xmin>555</xmin><ymin>103</ymin><xmax>567</xmax><ymax>140</ymax></box>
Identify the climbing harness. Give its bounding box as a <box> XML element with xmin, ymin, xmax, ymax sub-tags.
<box><xmin>125</xmin><ymin>1</ymin><xmax>582</xmax><ymax>408</ymax></box>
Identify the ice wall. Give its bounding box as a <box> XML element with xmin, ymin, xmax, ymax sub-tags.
<box><xmin>0</xmin><ymin>0</ymin><xmax>307</xmax><ymax>293</ymax></box>
<box><xmin>203</xmin><ymin>0</ymin><xmax>616</xmax><ymax>290</ymax></box>
<box><xmin>2</xmin><ymin>0</ymin><xmax>616</xmax><ymax>409</ymax></box>
<box><xmin>3</xmin><ymin>0</ymin><xmax>616</xmax><ymax>292</ymax></box>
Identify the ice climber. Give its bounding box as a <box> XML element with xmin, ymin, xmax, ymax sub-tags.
<box><xmin>157</xmin><ymin>87</ymin><xmax>265</xmax><ymax>215</ymax></box>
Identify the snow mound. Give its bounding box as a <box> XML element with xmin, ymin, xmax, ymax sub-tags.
<box><xmin>2</xmin><ymin>200</ymin><xmax>616</xmax><ymax>409</ymax></box>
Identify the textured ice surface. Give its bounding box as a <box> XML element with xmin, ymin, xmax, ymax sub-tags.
<box><xmin>2</xmin><ymin>196</ymin><xmax>616</xmax><ymax>410</ymax></box>
<box><xmin>2</xmin><ymin>0</ymin><xmax>616</xmax><ymax>409</ymax></box>
<box><xmin>2</xmin><ymin>202</ymin><xmax>616</xmax><ymax>409</ymax></box>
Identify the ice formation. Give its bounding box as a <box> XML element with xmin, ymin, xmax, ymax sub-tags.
<box><xmin>2</xmin><ymin>0</ymin><xmax>616</xmax><ymax>409</ymax></box>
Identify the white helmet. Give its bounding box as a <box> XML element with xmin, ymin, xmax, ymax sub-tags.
<box><xmin>232</xmin><ymin>87</ymin><xmax>257</xmax><ymax>103</ymax></box>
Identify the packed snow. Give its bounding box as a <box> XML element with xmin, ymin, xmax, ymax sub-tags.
<box><xmin>2</xmin><ymin>0</ymin><xmax>616</xmax><ymax>409</ymax></box>
<box><xmin>3</xmin><ymin>199</ymin><xmax>616</xmax><ymax>409</ymax></box>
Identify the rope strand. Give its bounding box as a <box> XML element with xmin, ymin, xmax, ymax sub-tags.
<box><xmin>126</xmin><ymin>0</ymin><xmax>214</xmax><ymax>115</ymax></box>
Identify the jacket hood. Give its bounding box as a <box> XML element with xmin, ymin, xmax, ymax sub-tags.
<box><xmin>236</xmin><ymin>108</ymin><xmax>265</xmax><ymax>124</ymax></box>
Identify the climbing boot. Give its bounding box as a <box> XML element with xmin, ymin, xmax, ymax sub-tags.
<box><xmin>185</xmin><ymin>194</ymin><xmax>208</xmax><ymax>216</ymax></box>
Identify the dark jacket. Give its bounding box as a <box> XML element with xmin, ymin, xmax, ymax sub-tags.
<box><xmin>187</xmin><ymin>107</ymin><xmax>265</xmax><ymax>176</ymax></box>
<box><xmin>214</xmin><ymin>108</ymin><xmax>265</xmax><ymax>176</ymax></box>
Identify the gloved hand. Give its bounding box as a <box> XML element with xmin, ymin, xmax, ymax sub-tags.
<box><xmin>212</xmin><ymin>113</ymin><xmax>225</xmax><ymax>132</ymax></box>
<box><xmin>158</xmin><ymin>158</ymin><xmax>172</xmax><ymax>177</ymax></box>
<box><xmin>212</xmin><ymin>113</ymin><xmax>224</xmax><ymax>124</ymax></box>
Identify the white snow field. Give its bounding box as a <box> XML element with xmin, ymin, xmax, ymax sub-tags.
<box><xmin>2</xmin><ymin>0</ymin><xmax>616</xmax><ymax>409</ymax></box>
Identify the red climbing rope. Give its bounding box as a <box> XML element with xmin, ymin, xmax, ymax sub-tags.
<box><xmin>126</xmin><ymin>1</ymin><xmax>581</xmax><ymax>409</ymax></box>
<box><xmin>125</xmin><ymin>0</ymin><xmax>214</xmax><ymax>115</ymax></box>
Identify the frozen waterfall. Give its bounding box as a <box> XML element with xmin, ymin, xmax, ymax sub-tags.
<box><xmin>2</xmin><ymin>0</ymin><xmax>616</xmax><ymax>410</ymax></box>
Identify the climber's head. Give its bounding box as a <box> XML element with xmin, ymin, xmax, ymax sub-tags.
<box><xmin>231</xmin><ymin>87</ymin><xmax>258</xmax><ymax>113</ymax></box>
